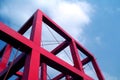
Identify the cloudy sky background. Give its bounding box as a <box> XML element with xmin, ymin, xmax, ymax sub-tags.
<box><xmin>0</xmin><ymin>0</ymin><xmax>120</xmax><ymax>80</ymax></box>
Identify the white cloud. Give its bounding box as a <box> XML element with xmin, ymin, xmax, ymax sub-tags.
<box><xmin>0</xmin><ymin>0</ymin><xmax>94</xmax><ymax>41</ymax></box>
<box><xmin>38</xmin><ymin>0</ymin><xmax>94</xmax><ymax>40</ymax></box>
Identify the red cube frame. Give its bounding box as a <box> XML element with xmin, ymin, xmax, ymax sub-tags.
<box><xmin>0</xmin><ymin>9</ymin><xmax>104</xmax><ymax>80</ymax></box>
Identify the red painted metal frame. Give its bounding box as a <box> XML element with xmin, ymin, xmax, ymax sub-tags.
<box><xmin>0</xmin><ymin>9</ymin><xmax>104</xmax><ymax>80</ymax></box>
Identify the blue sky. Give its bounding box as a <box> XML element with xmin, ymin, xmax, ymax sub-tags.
<box><xmin>0</xmin><ymin>0</ymin><xmax>120</xmax><ymax>80</ymax></box>
<box><xmin>84</xmin><ymin>0</ymin><xmax>120</xmax><ymax>79</ymax></box>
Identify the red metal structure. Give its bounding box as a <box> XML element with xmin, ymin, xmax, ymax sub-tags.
<box><xmin>0</xmin><ymin>9</ymin><xmax>104</xmax><ymax>80</ymax></box>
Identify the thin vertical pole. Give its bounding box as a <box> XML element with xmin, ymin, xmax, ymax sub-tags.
<box><xmin>41</xmin><ymin>63</ymin><xmax>47</xmax><ymax>80</ymax></box>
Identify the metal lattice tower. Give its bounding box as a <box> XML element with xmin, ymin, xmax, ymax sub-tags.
<box><xmin>0</xmin><ymin>9</ymin><xmax>104</xmax><ymax>80</ymax></box>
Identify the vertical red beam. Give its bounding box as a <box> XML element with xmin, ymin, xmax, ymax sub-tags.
<box><xmin>70</xmin><ymin>39</ymin><xmax>84</xmax><ymax>79</ymax></box>
<box><xmin>0</xmin><ymin>44</ymin><xmax>12</xmax><ymax>72</ymax></box>
<box><xmin>22</xmin><ymin>10</ymin><xmax>42</xmax><ymax>80</ymax></box>
<box><xmin>92</xmin><ymin>58</ymin><xmax>104</xmax><ymax>80</ymax></box>
<box><xmin>30</xmin><ymin>10</ymin><xmax>42</xmax><ymax>45</ymax></box>
<box><xmin>40</xmin><ymin>63</ymin><xmax>47</xmax><ymax>80</ymax></box>
<box><xmin>22</xmin><ymin>49</ymin><xmax>40</xmax><ymax>80</ymax></box>
<box><xmin>70</xmin><ymin>40</ymin><xmax>83</xmax><ymax>71</ymax></box>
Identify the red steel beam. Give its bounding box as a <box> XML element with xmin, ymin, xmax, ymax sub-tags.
<box><xmin>5</xmin><ymin>57</ymin><xmax>91</xmax><ymax>80</ymax></box>
<box><xmin>18</xmin><ymin>15</ymin><xmax>33</xmax><ymax>35</ymax></box>
<box><xmin>0</xmin><ymin>22</ymin><xmax>32</xmax><ymax>52</ymax></box>
<box><xmin>0</xmin><ymin>24</ymin><xmax>93</xmax><ymax>79</ymax></box>
<box><xmin>40</xmin><ymin>63</ymin><xmax>47</xmax><ymax>80</ymax></box>
<box><xmin>76</xmin><ymin>41</ymin><xmax>94</xmax><ymax>58</ymax></box>
<box><xmin>92</xmin><ymin>58</ymin><xmax>105</xmax><ymax>80</ymax></box>
<box><xmin>70</xmin><ymin>39</ymin><xmax>84</xmax><ymax>71</ymax></box>
<box><xmin>82</xmin><ymin>57</ymin><xmax>91</xmax><ymax>66</ymax></box>
<box><xmin>22</xmin><ymin>10</ymin><xmax>42</xmax><ymax>80</ymax></box>
<box><xmin>0</xmin><ymin>44</ymin><xmax>12</xmax><ymax>72</ymax></box>
<box><xmin>40</xmin><ymin>48</ymin><xmax>93</xmax><ymax>80</ymax></box>
<box><xmin>51</xmin><ymin>40</ymin><xmax>69</xmax><ymax>55</ymax></box>
<box><xmin>52</xmin><ymin>57</ymin><xmax>91</xmax><ymax>80</ymax></box>
<box><xmin>43</xmin><ymin>13</ymin><xmax>71</xmax><ymax>41</ymax></box>
<box><xmin>22</xmin><ymin>49</ymin><xmax>40</xmax><ymax>80</ymax></box>
<box><xmin>0</xmin><ymin>53</ymin><xmax>26</xmax><ymax>79</ymax></box>
<box><xmin>0</xmin><ymin>9</ymin><xmax>104</xmax><ymax>80</ymax></box>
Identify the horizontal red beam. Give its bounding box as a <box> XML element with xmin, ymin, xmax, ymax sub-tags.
<box><xmin>51</xmin><ymin>40</ymin><xmax>69</xmax><ymax>55</ymax></box>
<box><xmin>0</xmin><ymin>22</ymin><xmax>93</xmax><ymax>80</ymax></box>
<box><xmin>82</xmin><ymin>57</ymin><xmax>91</xmax><ymax>65</ymax></box>
<box><xmin>75</xmin><ymin>41</ymin><xmax>94</xmax><ymax>58</ymax></box>
<box><xmin>0</xmin><ymin>22</ymin><xmax>34</xmax><ymax>52</ymax></box>
<box><xmin>40</xmin><ymin>48</ymin><xmax>93</xmax><ymax>80</ymax></box>
<box><xmin>42</xmin><ymin>9</ymin><xmax>94</xmax><ymax>58</ymax></box>
<box><xmin>52</xmin><ymin>57</ymin><xmax>91</xmax><ymax>80</ymax></box>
